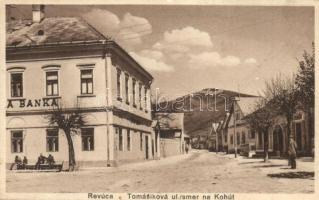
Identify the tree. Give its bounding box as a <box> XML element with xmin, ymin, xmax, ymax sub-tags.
<box><xmin>245</xmin><ymin>98</ymin><xmax>275</xmax><ymax>162</ymax></box>
<box><xmin>46</xmin><ymin>103</ymin><xmax>86</xmax><ymax>171</ymax></box>
<box><xmin>295</xmin><ymin>44</ymin><xmax>314</xmax><ymax>154</ymax></box>
<box><xmin>264</xmin><ymin>75</ymin><xmax>298</xmax><ymax>140</ymax></box>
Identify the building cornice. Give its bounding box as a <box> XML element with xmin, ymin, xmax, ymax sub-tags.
<box><xmin>6</xmin><ymin>40</ymin><xmax>154</xmax><ymax>81</ymax></box>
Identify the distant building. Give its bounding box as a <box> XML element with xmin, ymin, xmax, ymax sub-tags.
<box><xmin>224</xmin><ymin>97</ymin><xmax>313</xmax><ymax>157</ymax></box>
<box><xmin>153</xmin><ymin>113</ymin><xmax>186</xmax><ymax>157</ymax></box>
<box><xmin>227</xmin><ymin>97</ymin><xmax>261</xmax><ymax>157</ymax></box>
<box><xmin>6</xmin><ymin>5</ymin><xmax>157</xmax><ymax>168</ymax></box>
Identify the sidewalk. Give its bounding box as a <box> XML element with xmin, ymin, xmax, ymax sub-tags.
<box><xmin>215</xmin><ymin>152</ymin><xmax>314</xmax><ymax>179</ymax></box>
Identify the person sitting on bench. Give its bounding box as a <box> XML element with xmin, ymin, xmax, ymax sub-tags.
<box><xmin>35</xmin><ymin>153</ymin><xmax>47</xmax><ymax>169</ymax></box>
<box><xmin>10</xmin><ymin>155</ymin><xmax>22</xmax><ymax>170</ymax></box>
<box><xmin>47</xmin><ymin>154</ymin><xmax>55</xmax><ymax>167</ymax></box>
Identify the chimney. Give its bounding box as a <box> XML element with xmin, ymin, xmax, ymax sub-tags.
<box><xmin>32</xmin><ymin>5</ymin><xmax>45</xmax><ymax>23</ymax></box>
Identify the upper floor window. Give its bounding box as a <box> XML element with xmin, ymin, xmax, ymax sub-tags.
<box><xmin>81</xmin><ymin>69</ymin><xmax>93</xmax><ymax>94</ymax></box>
<box><xmin>144</xmin><ymin>87</ymin><xmax>148</xmax><ymax>112</ymax></box>
<box><xmin>46</xmin><ymin>71</ymin><xmax>59</xmax><ymax>96</ymax></box>
<box><xmin>132</xmin><ymin>79</ymin><xmax>136</xmax><ymax>107</ymax></box>
<box><xmin>46</xmin><ymin>129</ymin><xmax>59</xmax><ymax>152</ymax></box>
<box><xmin>81</xmin><ymin>128</ymin><xmax>94</xmax><ymax>151</ymax></box>
<box><xmin>139</xmin><ymin>83</ymin><xmax>143</xmax><ymax>110</ymax></box>
<box><xmin>125</xmin><ymin>74</ymin><xmax>129</xmax><ymax>104</ymax></box>
<box><xmin>11</xmin><ymin>130</ymin><xmax>23</xmax><ymax>153</ymax></box>
<box><xmin>11</xmin><ymin>73</ymin><xmax>23</xmax><ymax>97</ymax></box>
<box><xmin>117</xmin><ymin>69</ymin><xmax>122</xmax><ymax>100</ymax></box>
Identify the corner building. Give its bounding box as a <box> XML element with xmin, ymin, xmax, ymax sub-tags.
<box><xmin>6</xmin><ymin>6</ymin><xmax>158</xmax><ymax>168</ymax></box>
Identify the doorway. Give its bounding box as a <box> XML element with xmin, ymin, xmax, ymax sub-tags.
<box><xmin>145</xmin><ymin>135</ymin><xmax>149</xmax><ymax>159</ymax></box>
<box><xmin>273</xmin><ymin>125</ymin><xmax>283</xmax><ymax>156</ymax></box>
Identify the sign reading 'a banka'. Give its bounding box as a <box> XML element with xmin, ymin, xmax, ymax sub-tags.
<box><xmin>7</xmin><ymin>98</ymin><xmax>59</xmax><ymax>109</ymax></box>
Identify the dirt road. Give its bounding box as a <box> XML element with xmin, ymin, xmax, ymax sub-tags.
<box><xmin>6</xmin><ymin>150</ymin><xmax>314</xmax><ymax>193</ymax></box>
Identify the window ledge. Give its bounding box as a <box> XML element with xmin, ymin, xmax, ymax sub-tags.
<box><xmin>8</xmin><ymin>97</ymin><xmax>26</xmax><ymax>101</ymax></box>
<box><xmin>43</xmin><ymin>96</ymin><xmax>61</xmax><ymax>99</ymax></box>
<box><xmin>77</xmin><ymin>94</ymin><xmax>96</xmax><ymax>98</ymax></box>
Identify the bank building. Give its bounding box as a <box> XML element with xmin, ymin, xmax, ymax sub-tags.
<box><xmin>6</xmin><ymin>5</ymin><xmax>159</xmax><ymax>168</ymax></box>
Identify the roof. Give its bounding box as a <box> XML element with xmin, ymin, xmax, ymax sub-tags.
<box><xmin>6</xmin><ymin>17</ymin><xmax>106</xmax><ymax>47</ymax></box>
<box><xmin>155</xmin><ymin>113</ymin><xmax>184</xmax><ymax>130</ymax></box>
<box><xmin>6</xmin><ymin>17</ymin><xmax>154</xmax><ymax>80</ymax></box>
<box><xmin>237</xmin><ymin>97</ymin><xmax>262</xmax><ymax>117</ymax></box>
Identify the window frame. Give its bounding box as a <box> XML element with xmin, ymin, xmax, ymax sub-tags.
<box><xmin>119</xmin><ymin>127</ymin><xmax>123</xmax><ymax>151</ymax></box>
<box><xmin>80</xmin><ymin>69</ymin><xmax>94</xmax><ymax>95</ymax></box>
<box><xmin>46</xmin><ymin>71</ymin><xmax>59</xmax><ymax>96</ymax></box>
<box><xmin>139</xmin><ymin>83</ymin><xmax>143</xmax><ymax>110</ymax></box>
<box><xmin>125</xmin><ymin>73</ymin><xmax>129</xmax><ymax>104</ymax></box>
<box><xmin>46</xmin><ymin>129</ymin><xmax>59</xmax><ymax>152</ymax></box>
<box><xmin>132</xmin><ymin>78</ymin><xmax>137</xmax><ymax>107</ymax></box>
<box><xmin>127</xmin><ymin>129</ymin><xmax>131</xmax><ymax>151</ymax></box>
<box><xmin>116</xmin><ymin>69</ymin><xmax>122</xmax><ymax>101</ymax></box>
<box><xmin>140</xmin><ymin>132</ymin><xmax>143</xmax><ymax>151</ymax></box>
<box><xmin>11</xmin><ymin>130</ymin><xmax>23</xmax><ymax>153</ymax></box>
<box><xmin>81</xmin><ymin>128</ymin><xmax>94</xmax><ymax>151</ymax></box>
<box><xmin>10</xmin><ymin>72</ymin><xmax>24</xmax><ymax>98</ymax></box>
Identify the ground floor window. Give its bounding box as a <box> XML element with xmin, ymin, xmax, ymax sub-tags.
<box><xmin>119</xmin><ymin>128</ymin><xmax>123</xmax><ymax>151</ymax></box>
<box><xmin>258</xmin><ymin>132</ymin><xmax>263</xmax><ymax>146</ymax></box>
<box><xmin>140</xmin><ymin>132</ymin><xmax>143</xmax><ymax>151</ymax></box>
<box><xmin>230</xmin><ymin>135</ymin><xmax>233</xmax><ymax>144</ymax></box>
<box><xmin>81</xmin><ymin>128</ymin><xmax>94</xmax><ymax>151</ymax></box>
<box><xmin>11</xmin><ymin>130</ymin><xmax>23</xmax><ymax>153</ymax></box>
<box><xmin>237</xmin><ymin>132</ymin><xmax>240</xmax><ymax>145</ymax></box>
<box><xmin>250</xmin><ymin>130</ymin><xmax>255</xmax><ymax>139</ymax></box>
<box><xmin>241</xmin><ymin>131</ymin><xmax>246</xmax><ymax>144</ymax></box>
<box><xmin>46</xmin><ymin>129</ymin><xmax>59</xmax><ymax>152</ymax></box>
<box><xmin>127</xmin><ymin>129</ymin><xmax>131</xmax><ymax>151</ymax></box>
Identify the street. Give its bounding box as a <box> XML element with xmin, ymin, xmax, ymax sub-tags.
<box><xmin>6</xmin><ymin>150</ymin><xmax>314</xmax><ymax>193</ymax></box>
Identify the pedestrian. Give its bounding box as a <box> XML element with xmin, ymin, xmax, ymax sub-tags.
<box><xmin>185</xmin><ymin>143</ymin><xmax>189</xmax><ymax>154</ymax></box>
<box><xmin>287</xmin><ymin>135</ymin><xmax>297</xmax><ymax>169</ymax></box>
<box><xmin>47</xmin><ymin>154</ymin><xmax>55</xmax><ymax>168</ymax></box>
<box><xmin>36</xmin><ymin>153</ymin><xmax>46</xmax><ymax>170</ymax></box>
<box><xmin>22</xmin><ymin>156</ymin><xmax>28</xmax><ymax>169</ymax></box>
<box><xmin>10</xmin><ymin>155</ymin><xmax>22</xmax><ymax>170</ymax></box>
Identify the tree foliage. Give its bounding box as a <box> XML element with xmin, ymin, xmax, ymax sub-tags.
<box><xmin>245</xmin><ymin>98</ymin><xmax>275</xmax><ymax>162</ymax></box>
<box><xmin>263</xmin><ymin>75</ymin><xmax>298</xmax><ymax>137</ymax></box>
<box><xmin>46</xmin><ymin>103</ymin><xmax>86</xmax><ymax>171</ymax></box>
<box><xmin>295</xmin><ymin>43</ymin><xmax>315</xmax><ymax>108</ymax></box>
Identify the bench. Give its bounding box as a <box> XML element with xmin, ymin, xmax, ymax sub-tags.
<box><xmin>15</xmin><ymin>162</ymin><xmax>63</xmax><ymax>172</ymax></box>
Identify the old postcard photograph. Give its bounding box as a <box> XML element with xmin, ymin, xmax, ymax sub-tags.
<box><xmin>0</xmin><ymin>0</ymin><xmax>318</xmax><ymax>199</ymax></box>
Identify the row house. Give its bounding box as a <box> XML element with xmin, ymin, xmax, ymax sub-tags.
<box><xmin>6</xmin><ymin>5</ymin><xmax>158</xmax><ymax>168</ymax></box>
<box><xmin>223</xmin><ymin>97</ymin><xmax>313</xmax><ymax>157</ymax></box>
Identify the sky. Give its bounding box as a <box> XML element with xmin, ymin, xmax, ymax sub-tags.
<box><xmin>7</xmin><ymin>5</ymin><xmax>314</xmax><ymax>98</ymax></box>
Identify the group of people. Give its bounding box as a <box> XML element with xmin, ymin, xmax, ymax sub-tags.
<box><xmin>10</xmin><ymin>153</ymin><xmax>56</xmax><ymax>170</ymax></box>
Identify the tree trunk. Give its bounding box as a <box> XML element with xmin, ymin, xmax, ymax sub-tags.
<box><xmin>64</xmin><ymin>129</ymin><xmax>76</xmax><ymax>171</ymax></box>
<box><xmin>263</xmin><ymin>130</ymin><xmax>269</xmax><ymax>162</ymax></box>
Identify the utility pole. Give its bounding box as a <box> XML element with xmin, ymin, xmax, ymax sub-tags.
<box><xmin>233</xmin><ymin>96</ymin><xmax>240</xmax><ymax>158</ymax></box>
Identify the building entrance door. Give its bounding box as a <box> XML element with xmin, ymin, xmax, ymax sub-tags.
<box><xmin>273</xmin><ymin>125</ymin><xmax>283</xmax><ymax>156</ymax></box>
<box><xmin>145</xmin><ymin>135</ymin><xmax>149</xmax><ymax>159</ymax></box>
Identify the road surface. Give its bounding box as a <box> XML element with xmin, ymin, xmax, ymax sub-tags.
<box><xmin>6</xmin><ymin>150</ymin><xmax>314</xmax><ymax>193</ymax></box>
